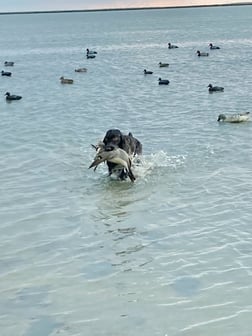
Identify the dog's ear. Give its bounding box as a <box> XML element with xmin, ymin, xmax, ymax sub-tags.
<box><xmin>103</xmin><ymin>136</ymin><xmax>108</xmax><ymax>145</ymax></box>
<box><xmin>103</xmin><ymin>130</ymin><xmax>112</xmax><ymax>145</ymax></box>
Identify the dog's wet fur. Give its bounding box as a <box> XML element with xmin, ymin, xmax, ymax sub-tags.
<box><xmin>100</xmin><ymin>129</ymin><xmax>142</xmax><ymax>180</ymax></box>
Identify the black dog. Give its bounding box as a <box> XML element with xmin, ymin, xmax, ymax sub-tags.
<box><xmin>102</xmin><ymin>129</ymin><xmax>142</xmax><ymax>180</ymax></box>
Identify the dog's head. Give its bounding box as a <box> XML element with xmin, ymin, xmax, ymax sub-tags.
<box><xmin>103</xmin><ymin>129</ymin><xmax>123</xmax><ymax>148</ymax></box>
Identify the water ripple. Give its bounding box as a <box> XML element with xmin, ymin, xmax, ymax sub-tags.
<box><xmin>0</xmin><ymin>6</ymin><xmax>252</xmax><ymax>336</ymax></box>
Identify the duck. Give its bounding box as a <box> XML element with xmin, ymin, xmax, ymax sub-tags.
<box><xmin>60</xmin><ymin>76</ymin><xmax>74</xmax><ymax>84</ymax></box>
<box><xmin>168</xmin><ymin>42</ymin><xmax>178</xmax><ymax>49</ymax></box>
<box><xmin>86</xmin><ymin>48</ymin><xmax>97</xmax><ymax>55</ymax></box>
<box><xmin>196</xmin><ymin>50</ymin><xmax>209</xmax><ymax>56</ymax></box>
<box><xmin>209</xmin><ymin>43</ymin><xmax>220</xmax><ymax>50</ymax></box>
<box><xmin>4</xmin><ymin>61</ymin><xmax>14</xmax><ymax>66</ymax></box>
<box><xmin>217</xmin><ymin>112</ymin><xmax>250</xmax><ymax>123</ymax></box>
<box><xmin>75</xmin><ymin>67</ymin><xmax>87</xmax><ymax>72</ymax></box>
<box><xmin>1</xmin><ymin>70</ymin><xmax>12</xmax><ymax>76</ymax></box>
<box><xmin>89</xmin><ymin>146</ymin><xmax>136</xmax><ymax>182</ymax></box>
<box><xmin>144</xmin><ymin>69</ymin><xmax>153</xmax><ymax>74</ymax></box>
<box><xmin>159</xmin><ymin>62</ymin><xmax>169</xmax><ymax>67</ymax></box>
<box><xmin>158</xmin><ymin>78</ymin><xmax>170</xmax><ymax>85</ymax></box>
<box><xmin>5</xmin><ymin>92</ymin><xmax>22</xmax><ymax>100</ymax></box>
<box><xmin>208</xmin><ymin>84</ymin><xmax>224</xmax><ymax>92</ymax></box>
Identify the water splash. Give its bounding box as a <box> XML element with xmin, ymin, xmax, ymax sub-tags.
<box><xmin>132</xmin><ymin>151</ymin><xmax>187</xmax><ymax>179</ymax></box>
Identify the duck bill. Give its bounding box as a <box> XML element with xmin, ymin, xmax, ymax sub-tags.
<box><xmin>89</xmin><ymin>157</ymin><xmax>106</xmax><ymax>169</ymax></box>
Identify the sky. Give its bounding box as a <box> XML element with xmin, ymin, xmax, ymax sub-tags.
<box><xmin>0</xmin><ymin>0</ymin><xmax>251</xmax><ymax>12</ymax></box>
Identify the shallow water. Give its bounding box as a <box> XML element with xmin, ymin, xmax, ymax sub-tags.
<box><xmin>0</xmin><ymin>5</ymin><xmax>252</xmax><ymax>336</ymax></box>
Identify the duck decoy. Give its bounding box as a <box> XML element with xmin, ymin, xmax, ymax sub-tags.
<box><xmin>1</xmin><ymin>70</ymin><xmax>12</xmax><ymax>76</ymax></box>
<box><xmin>60</xmin><ymin>76</ymin><xmax>74</xmax><ymax>84</ymax></box>
<box><xmin>168</xmin><ymin>42</ymin><xmax>178</xmax><ymax>49</ymax></box>
<box><xmin>144</xmin><ymin>69</ymin><xmax>153</xmax><ymax>74</ymax></box>
<box><xmin>209</xmin><ymin>43</ymin><xmax>220</xmax><ymax>50</ymax></box>
<box><xmin>217</xmin><ymin>112</ymin><xmax>250</xmax><ymax>123</ymax></box>
<box><xmin>197</xmin><ymin>50</ymin><xmax>209</xmax><ymax>56</ymax></box>
<box><xmin>158</xmin><ymin>78</ymin><xmax>170</xmax><ymax>85</ymax></box>
<box><xmin>4</xmin><ymin>61</ymin><xmax>14</xmax><ymax>66</ymax></box>
<box><xmin>75</xmin><ymin>67</ymin><xmax>87</xmax><ymax>72</ymax></box>
<box><xmin>86</xmin><ymin>48</ymin><xmax>97</xmax><ymax>55</ymax></box>
<box><xmin>208</xmin><ymin>84</ymin><xmax>224</xmax><ymax>92</ymax></box>
<box><xmin>5</xmin><ymin>92</ymin><xmax>22</xmax><ymax>100</ymax></box>
<box><xmin>159</xmin><ymin>62</ymin><xmax>169</xmax><ymax>67</ymax></box>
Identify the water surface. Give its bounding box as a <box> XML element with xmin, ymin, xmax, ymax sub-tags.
<box><xmin>0</xmin><ymin>5</ymin><xmax>252</xmax><ymax>336</ymax></box>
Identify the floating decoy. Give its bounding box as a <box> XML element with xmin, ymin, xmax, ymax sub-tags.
<box><xmin>208</xmin><ymin>84</ymin><xmax>224</xmax><ymax>92</ymax></box>
<box><xmin>4</xmin><ymin>61</ymin><xmax>14</xmax><ymax>66</ymax></box>
<box><xmin>209</xmin><ymin>43</ymin><xmax>220</xmax><ymax>50</ymax></box>
<box><xmin>168</xmin><ymin>42</ymin><xmax>178</xmax><ymax>49</ymax></box>
<box><xmin>144</xmin><ymin>69</ymin><xmax>153</xmax><ymax>74</ymax></box>
<box><xmin>1</xmin><ymin>70</ymin><xmax>12</xmax><ymax>76</ymax></box>
<box><xmin>60</xmin><ymin>76</ymin><xmax>74</xmax><ymax>84</ymax></box>
<box><xmin>158</xmin><ymin>78</ymin><xmax>170</xmax><ymax>85</ymax></box>
<box><xmin>197</xmin><ymin>50</ymin><xmax>209</xmax><ymax>56</ymax></box>
<box><xmin>159</xmin><ymin>62</ymin><xmax>169</xmax><ymax>67</ymax></box>
<box><xmin>75</xmin><ymin>68</ymin><xmax>87</xmax><ymax>72</ymax></box>
<box><xmin>5</xmin><ymin>92</ymin><xmax>22</xmax><ymax>100</ymax></box>
<box><xmin>86</xmin><ymin>48</ymin><xmax>97</xmax><ymax>55</ymax></box>
<box><xmin>217</xmin><ymin>112</ymin><xmax>250</xmax><ymax>123</ymax></box>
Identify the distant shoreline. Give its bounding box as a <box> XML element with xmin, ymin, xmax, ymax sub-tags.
<box><xmin>0</xmin><ymin>2</ymin><xmax>251</xmax><ymax>15</ymax></box>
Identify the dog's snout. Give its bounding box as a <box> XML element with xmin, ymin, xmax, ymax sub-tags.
<box><xmin>105</xmin><ymin>144</ymin><xmax>117</xmax><ymax>151</ymax></box>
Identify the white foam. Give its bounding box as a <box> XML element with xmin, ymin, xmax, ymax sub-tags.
<box><xmin>132</xmin><ymin>151</ymin><xmax>187</xmax><ymax>179</ymax></box>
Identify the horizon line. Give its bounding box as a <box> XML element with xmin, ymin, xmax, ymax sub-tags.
<box><xmin>0</xmin><ymin>2</ymin><xmax>251</xmax><ymax>15</ymax></box>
